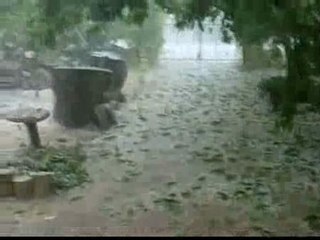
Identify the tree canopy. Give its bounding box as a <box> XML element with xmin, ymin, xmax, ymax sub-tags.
<box><xmin>27</xmin><ymin>0</ymin><xmax>150</xmax><ymax>48</ymax></box>
<box><xmin>157</xmin><ymin>0</ymin><xmax>320</xmax><ymax>126</ymax></box>
<box><xmin>20</xmin><ymin>0</ymin><xmax>320</xmax><ymax>125</ymax></box>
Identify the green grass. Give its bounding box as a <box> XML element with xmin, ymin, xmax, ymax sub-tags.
<box><xmin>14</xmin><ymin>145</ymin><xmax>90</xmax><ymax>191</ymax></box>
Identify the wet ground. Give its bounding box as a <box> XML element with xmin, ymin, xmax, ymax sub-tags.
<box><xmin>1</xmin><ymin>59</ymin><xmax>320</xmax><ymax>236</ymax></box>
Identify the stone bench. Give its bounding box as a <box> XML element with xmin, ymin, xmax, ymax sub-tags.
<box><xmin>6</xmin><ymin>108</ymin><xmax>50</xmax><ymax>148</ymax></box>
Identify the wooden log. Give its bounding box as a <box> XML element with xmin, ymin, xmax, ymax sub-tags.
<box><xmin>30</xmin><ymin>172</ymin><xmax>54</xmax><ymax>198</ymax></box>
<box><xmin>0</xmin><ymin>169</ymin><xmax>15</xmax><ymax>197</ymax></box>
<box><xmin>0</xmin><ymin>182</ymin><xmax>13</xmax><ymax>197</ymax></box>
<box><xmin>13</xmin><ymin>175</ymin><xmax>34</xmax><ymax>200</ymax></box>
<box><xmin>0</xmin><ymin>168</ymin><xmax>15</xmax><ymax>182</ymax></box>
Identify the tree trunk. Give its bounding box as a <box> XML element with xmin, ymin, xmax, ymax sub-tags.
<box><xmin>242</xmin><ymin>44</ymin><xmax>248</xmax><ymax>66</ymax></box>
<box><xmin>242</xmin><ymin>44</ymin><xmax>268</xmax><ymax>69</ymax></box>
<box><xmin>197</xmin><ymin>28</ymin><xmax>203</xmax><ymax>60</ymax></box>
<box><xmin>282</xmin><ymin>37</ymin><xmax>310</xmax><ymax>120</ymax></box>
<box><xmin>41</xmin><ymin>0</ymin><xmax>60</xmax><ymax>48</ymax></box>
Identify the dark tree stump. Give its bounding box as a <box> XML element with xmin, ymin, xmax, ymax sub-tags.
<box><xmin>6</xmin><ymin>108</ymin><xmax>50</xmax><ymax>148</ymax></box>
<box><xmin>90</xmin><ymin>51</ymin><xmax>128</xmax><ymax>93</ymax></box>
<box><xmin>50</xmin><ymin>67</ymin><xmax>113</xmax><ymax>128</ymax></box>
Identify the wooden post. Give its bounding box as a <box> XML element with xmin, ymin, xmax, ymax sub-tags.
<box><xmin>13</xmin><ymin>175</ymin><xmax>34</xmax><ymax>200</ymax></box>
<box><xmin>0</xmin><ymin>169</ymin><xmax>15</xmax><ymax>197</ymax></box>
<box><xmin>31</xmin><ymin>172</ymin><xmax>54</xmax><ymax>198</ymax></box>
